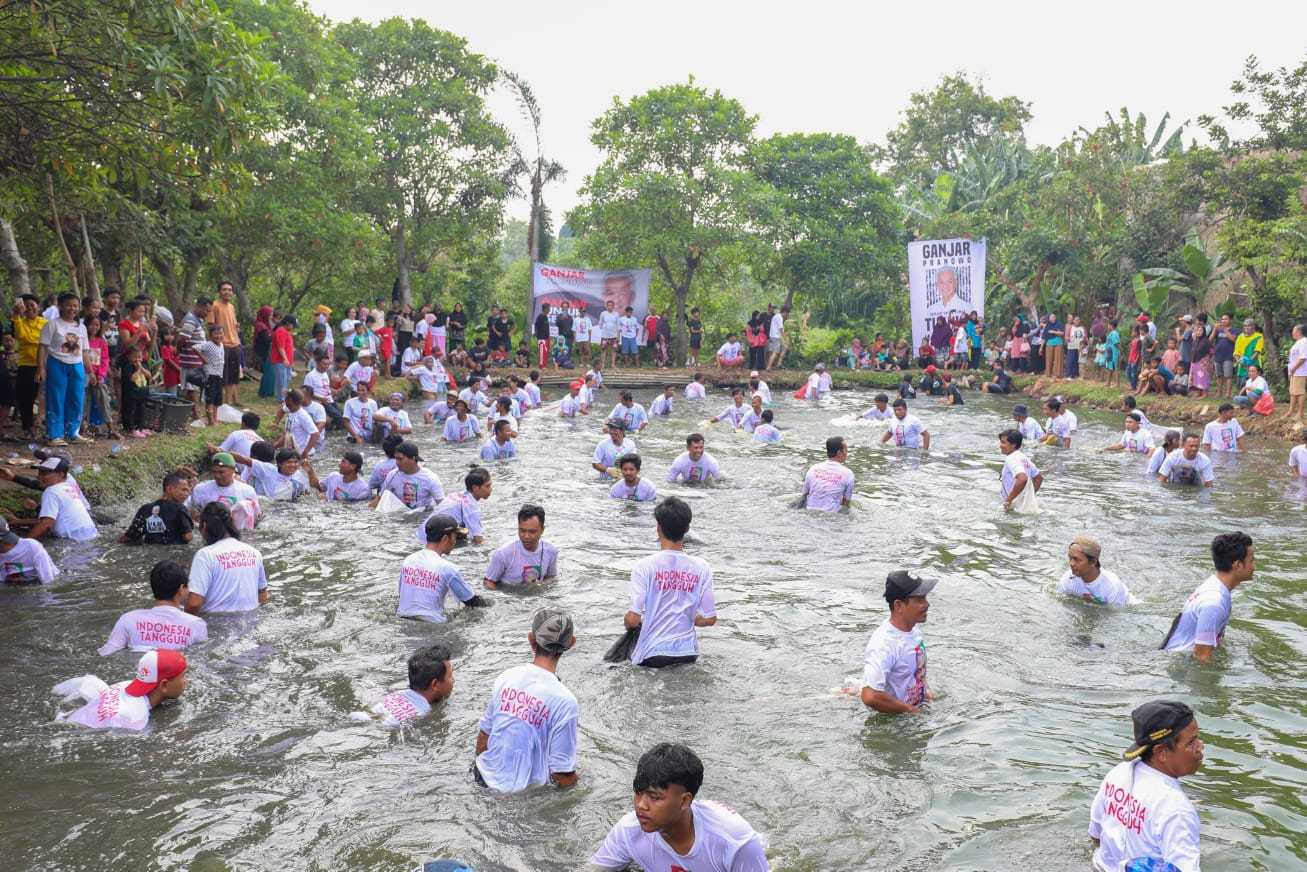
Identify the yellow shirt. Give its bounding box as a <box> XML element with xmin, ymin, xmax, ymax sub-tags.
<box><xmin>13</xmin><ymin>316</ymin><xmax>46</xmax><ymax>367</ymax></box>
<box><xmin>1233</xmin><ymin>331</ymin><xmax>1263</xmax><ymax>364</ymax></box>
<box><xmin>207</xmin><ymin>300</ymin><xmax>240</xmax><ymax>349</ymax></box>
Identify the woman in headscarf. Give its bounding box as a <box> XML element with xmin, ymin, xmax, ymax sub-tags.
<box><xmin>254</xmin><ymin>305</ymin><xmax>276</xmax><ymax>398</ymax></box>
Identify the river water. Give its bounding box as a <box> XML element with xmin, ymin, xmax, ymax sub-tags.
<box><xmin>1</xmin><ymin>386</ymin><xmax>1304</xmax><ymax>871</ymax></box>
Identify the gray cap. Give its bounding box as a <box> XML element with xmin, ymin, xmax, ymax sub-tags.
<box><xmin>531</xmin><ymin>608</ymin><xmax>574</xmax><ymax>654</ymax></box>
<box><xmin>0</xmin><ymin>518</ymin><xmax>18</xmax><ymax>545</ymax></box>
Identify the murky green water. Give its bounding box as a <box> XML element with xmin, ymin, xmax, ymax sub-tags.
<box><xmin>1</xmin><ymin>387</ymin><xmax>1304</xmax><ymax>870</ymax></box>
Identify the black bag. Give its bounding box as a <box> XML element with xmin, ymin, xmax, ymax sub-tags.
<box><xmin>603</xmin><ymin>626</ymin><xmax>640</xmax><ymax>663</ymax></box>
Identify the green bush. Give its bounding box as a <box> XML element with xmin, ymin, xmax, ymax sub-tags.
<box><xmin>791</xmin><ymin>325</ymin><xmax>856</xmax><ymax>366</ymax></box>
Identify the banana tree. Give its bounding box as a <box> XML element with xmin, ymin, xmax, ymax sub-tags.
<box><xmin>1137</xmin><ymin>230</ymin><xmax>1234</xmax><ymax>311</ymax></box>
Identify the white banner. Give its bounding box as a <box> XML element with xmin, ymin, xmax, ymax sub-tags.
<box><xmin>907</xmin><ymin>238</ymin><xmax>986</xmax><ymax>353</ymax></box>
<box><xmin>530</xmin><ymin>263</ymin><xmax>651</xmax><ymax>327</ymax></box>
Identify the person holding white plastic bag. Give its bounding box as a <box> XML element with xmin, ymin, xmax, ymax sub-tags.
<box><xmin>998</xmin><ymin>428</ymin><xmax>1042</xmax><ymax>513</ymax></box>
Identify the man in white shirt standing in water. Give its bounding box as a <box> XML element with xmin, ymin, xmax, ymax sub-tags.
<box><xmin>1088</xmin><ymin>700</ymin><xmax>1204</xmax><ymax>872</ymax></box>
<box><xmin>484</xmin><ymin>503</ymin><xmax>559</xmax><ymax>589</ymax></box>
<box><xmin>592</xmin><ymin>419</ymin><xmax>635</xmax><ymax>479</ymax></box>
<box><xmin>860</xmin><ymin>570</ymin><xmax>934</xmax><ymax>715</ymax></box>
<box><xmin>881</xmin><ymin>399</ymin><xmax>930</xmax><ymax>451</ymax></box>
<box><xmin>1162</xmin><ymin>531</ymin><xmax>1254</xmax><ymax>663</ymax></box>
<box><xmin>1056</xmin><ymin>535</ymin><xmax>1132</xmax><ymax>606</ymax></box>
<box><xmin>474</xmin><ymin>608</ymin><xmax>580</xmax><ymax>792</ymax></box>
<box><xmin>667</xmin><ymin>433</ymin><xmax>722</xmax><ymax>484</ymax></box>
<box><xmin>998</xmin><ymin>428</ymin><xmax>1042</xmax><ymax>511</ymax></box>
<box><xmin>589</xmin><ymin>743</ymin><xmax>770</xmax><ymax>871</ymax></box>
<box><xmin>623</xmin><ymin>497</ymin><xmax>716</xmax><ymax>668</ymax></box>
<box><xmin>801</xmin><ymin>435</ymin><xmax>854</xmax><ymax>512</ymax></box>
<box><xmin>99</xmin><ymin>560</ymin><xmax>208</xmax><ymax>655</ymax></box>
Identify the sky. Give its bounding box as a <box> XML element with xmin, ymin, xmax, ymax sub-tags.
<box><xmin>307</xmin><ymin>0</ymin><xmax>1303</xmax><ymax>223</ymax></box>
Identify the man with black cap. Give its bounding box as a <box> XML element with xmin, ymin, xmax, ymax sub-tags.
<box><xmin>370</xmin><ymin>441</ymin><xmax>444</xmax><ymax>510</ymax></box>
<box><xmin>474</xmin><ymin>608</ymin><xmax>579</xmax><ymax>792</ymax></box>
<box><xmin>397</xmin><ymin>514</ymin><xmax>486</xmax><ymax>623</ymax></box>
<box><xmin>1162</xmin><ymin>532</ymin><xmax>1254</xmax><ymax>663</ymax></box>
<box><xmin>1088</xmin><ymin>700</ymin><xmax>1203</xmax><ymax>871</ymax></box>
<box><xmin>8</xmin><ymin>455</ymin><xmax>97</xmax><ymax>541</ymax></box>
<box><xmin>1011</xmin><ymin>404</ymin><xmax>1045</xmax><ymax>444</ymax></box>
<box><xmin>592</xmin><ymin>419</ymin><xmax>636</xmax><ymax>479</ymax></box>
<box><xmin>860</xmin><ymin>570</ymin><xmax>934</xmax><ymax>714</ymax></box>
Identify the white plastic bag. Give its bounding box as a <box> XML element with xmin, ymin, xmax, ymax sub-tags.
<box><xmin>1010</xmin><ymin>479</ymin><xmax>1041</xmax><ymax>514</ymax></box>
<box><xmin>374</xmin><ymin>491</ymin><xmax>409</xmax><ymax>513</ymax></box>
<box><xmin>216</xmin><ymin>404</ymin><xmax>245</xmax><ymax>424</ymax></box>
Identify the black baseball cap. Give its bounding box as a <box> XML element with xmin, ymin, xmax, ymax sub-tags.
<box><xmin>1012</xmin><ymin>404</ymin><xmax>1029</xmax><ymax>417</ymax></box>
<box><xmin>395</xmin><ymin>442</ymin><xmax>422</xmax><ymax>461</ymax></box>
<box><xmin>885</xmin><ymin>570</ymin><xmax>936</xmax><ymax>602</ymax></box>
<box><xmin>1123</xmin><ymin>700</ymin><xmax>1194</xmax><ymax>760</ymax></box>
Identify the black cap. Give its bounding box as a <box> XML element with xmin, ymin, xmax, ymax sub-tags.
<box><xmin>605</xmin><ymin>418</ymin><xmax>626</xmax><ymax>431</ymax></box>
<box><xmin>885</xmin><ymin>570</ymin><xmax>936</xmax><ymax>602</ymax></box>
<box><xmin>1012</xmin><ymin>404</ymin><xmax>1029</xmax><ymax>417</ymax></box>
<box><xmin>1123</xmin><ymin>700</ymin><xmax>1195</xmax><ymax>760</ymax></box>
<box><xmin>395</xmin><ymin>441</ymin><xmax>422</xmax><ymax>461</ymax></box>
<box><xmin>424</xmin><ymin>513</ymin><xmax>459</xmax><ymax>544</ymax></box>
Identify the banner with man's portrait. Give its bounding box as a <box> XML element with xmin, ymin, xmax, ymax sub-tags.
<box><xmin>907</xmin><ymin>238</ymin><xmax>986</xmax><ymax>352</ymax></box>
<box><xmin>530</xmin><ymin>263</ymin><xmax>651</xmax><ymax>328</ymax></box>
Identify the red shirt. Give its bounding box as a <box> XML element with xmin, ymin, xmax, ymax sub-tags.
<box><xmin>161</xmin><ymin>345</ymin><xmax>182</xmax><ymax>387</ymax></box>
<box><xmin>376</xmin><ymin>326</ymin><xmax>395</xmax><ymax>362</ymax></box>
<box><xmin>271</xmin><ymin>326</ymin><xmax>294</xmax><ymax>365</ymax></box>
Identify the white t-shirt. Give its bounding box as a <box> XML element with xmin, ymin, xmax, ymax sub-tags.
<box><xmin>475</xmin><ymin>663</ymin><xmax>579</xmax><ymax>792</ymax></box>
<box><xmin>400</xmin><ymin>347</ymin><xmax>424</xmax><ymax>373</ymax></box>
<box><xmin>649</xmin><ymin>395</ymin><xmax>673</xmax><ymax>416</ymax></box>
<box><xmin>485</xmin><ymin>538</ymin><xmax>559</xmax><ymax>585</ymax></box>
<box><xmin>559</xmin><ymin>394</ymin><xmax>582</xmax><ymax>417</ymax></box>
<box><xmin>409</xmin><ymin>364</ymin><xmax>446</xmax><ymax>393</ymax></box>
<box><xmin>769</xmin><ymin>312</ymin><xmax>784</xmax><ymax>339</ymax></box>
<box><xmin>628</xmin><ymin>550</ymin><xmax>716</xmax><ymax>664</ymax></box>
<box><xmin>609</xmin><ymin>403</ymin><xmax>649</xmax><ymax>431</ymax></box>
<box><xmin>1243</xmin><ymin>375</ymin><xmax>1268</xmax><ymax>396</ymax></box>
<box><xmin>372</xmin><ymin>689</ymin><xmax>432</xmax><ymax>727</ymax></box>
<box><xmin>39</xmin><ymin>480</ymin><xmax>97</xmax><ymax>541</ymax></box>
<box><xmin>54</xmin><ymin>677</ymin><xmax>151</xmax><ymax>731</ymax></box>
<box><xmin>754</xmin><ymin>380</ymin><xmax>772</xmax><ymax>403</ymax></box>
<box><xmin>1017</xmin><ymin>418</ymin><xmax>1045</xmax><ymax>443</ymax></box>
<box><xmin>525</xmin><ymin>382</ymin><xmax>542</xmax><ymax>408</ymax></box>
<box><xmin>395</xmin><ymin>548</ymin><xmax>474</xmax><ymax>622</ymax></box>
<box><xmin>378</xmin><ymin>467</ymin><xmax>444</xmax><ymax>509</ymax></box>
<box><xmin>593</xmin><ymin>437</ymin><xmax>636</xmax><ymax>477</ymax></box>
<box><xmin>40</xmin><ymin>317</ymin><xmax>89</xmax><ymax>365</ymax></box>
<box><xmin>1065</xmin><ymin>409</ymin><xmax>1079</xmax><ymax>432</ymax></box>
<box><xmin>99</xmin><ymin>604</ymin><xmax>208</xmax><ymax>655</ymax></box>
<box><xmin>442</xmin><ymin>415</ymin><xmax>481</xmax><ymax>443</ymax></box>
<box><xmin>886</xmin><ymin>414</ymin><xmax>927</xmax><ymax>448</ymax></box>
<box><xmin>322</xmin><ymin>472</ymin><xmax>371</xmax><ymax>503</ymax></box>
<box><xmin>284</xmin><ymin>407</ymin><xmax>318</xmax><ymax>455</ymax></box>
<box><xmin>1046</xmin><ymin>413</ymin><xmax>1074</xmax><ymax>443</ymax></box>
<box><xmin>1158</xmin><ymin>450</ymin><xmax>1215</xmax><ymax>486</ymax></box>
<box><xmin>579</xmin><ymin>384</ymin><xmax>596</xmax><ymax>409</ymax></box>
<box><xmin>480</xmin><ymin>436</ymin><xmax>518</xmax><ymax>463</ymax></box>
<box><xmin>1118</xmin><ymin>428</ymin><xmax>1156</xmax><ymax>454</ymax></box>
<box><xmin>305</xmin><ymin>401</ymin><xmax>326</xmax><ymax>430</ymax></box>
<box><xmin>1057</xmin><ymin>569</ymin><xmax>1132</xmax><ymax>606</ymax></box>
<box><xmin>999</xmin><ymin>450</ymin><xmax>1040</xmax><ymax>502</ymax></box>
<box><xmin>189</xmin><ymin>478</ymin><xmax>258</xmax><ymax>512</ymax></box>
<box><xmin>219</xmin><ymin>428</ymin><xmax>262</xmax><ymax>459</ymax></box>
<box><xmin>599</xmin><ymin>310</ymin><xmax>621</xmax><ymax>339</ymax></box>
<box><xmin>1146</xmin><ymin>445</ymin><xmax>1170</xmax><ymax>479</ymax></box>
<box><xmin>1290</xmin><ymin>444</ymin><xmax>1307</xmax><ymax>478</ymax></box>
<box><xmin>861</xmin><ymin>619</ymin><xmax>928</xmax><ymax>706</ymax></box>
<box><xmin>862</xmin><ymin>405</ymin><xmax>893</xmax><ymax>421</ymax></box>
<box><xmin>590</xmin><ymin>799</ymin><xmax>770</xmax><ymax>871</ymax></box>
<box><xmin>618</xmin><ymin>315</ymin><xmax>639</xmax><ymax>339</ymax></box>
<box><xmin>667</xmin><ymin>450</ymin><xmax>721</xmax><ymax>484</ymax></box>
<box><xmin>247</xmin><ymin>460</ymin><xmax>309</xmax><ymax>500</ymax></box>
<box><xmin>716</xmin><ymin>403</ymin><xmax>748</xmax><ymax>427</ymax></box>
<box><xmin>1288</xmin><ymin>336</ymin><xmax>1307</xmax><ymax>376</ymax></box>
<box><xmin>802</xmin><ymin>460</ymin><xmax>854</xmax><ymax>512</ymax></box>
<box><xmin>716</xmin><ymin>341</ymin><xmax>742</xmax><ymax>360</ymax></box>
<box><xmin>1089</xmin><ymin>759</ymin><xmax>1200</xmax><ymax>872</ymax></box>
<box><xmin>685</xmin><ymin>382</ymin><xmax>707</xmax><ymax>399</ymax></box>
<box><xmin>188</xmin><ymin>538</ymin><xmax>267</xmax><ymax>612</ymax></box>
<box><xmin>610</xmin><ymin>478</ymin><xmax>658</xmax><ymax>501</ymax></box>
<box><xmin>343</xmin><ymin>397</ymin><xmax>378</xmax><ymax>437</ymax></box>
<box><xmin>1201</xmin><ymin>418</ymin><xmax>1245</xmax><ymax>453</ymax></box>
<box><xmin>376</xmin><ymin>407</ymin><xmax>412</xmax><ymax>434</ymax></box>
<box><xmin>0</xmin><ymin>538</ymin><xmax>59</xmax><ymax>584</ymax></box>
<box><xmin>753</xmin><ymin>423</ymin><xmax>782</xmax><ymax>443</ymax></box>
<box><xmin>343</xmin><ymin>362</ymin><xmax>374</xmax><ymax>391</ymax></box>
<box><xmin>1163</xmin><ymin>575</ymin><xmax>1232</xmax><ymax>652</ymax></box>
<box><xmin>574</xmin><ymin>315</ymin><xmax>593</xmax><ymax>342</ymax></box>
<box><xmin>740</xmin><ymin>410</ymin><xmax>764</xmax><ymax>432</ymax></box>
<box><xmin>419</xmin><ymin>491</ymin><xmax>484</xmax><ymax>543</ymax></box>
<box><xmin>458</xmin><ymin>388</ymin><xmax>489</xmax><ymax>415</ymax></box>
<box><xmin>303</xmin><ymin>368</ymin><xmax>332</xmax><ymax>401</ymax></box>
<box><xmin>426</xmin><ymin>399</ymin><xmax>453</xmax><ymax>423</ymax></box>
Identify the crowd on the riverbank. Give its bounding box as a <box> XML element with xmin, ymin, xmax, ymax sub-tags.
<box><xmin>8</xmin><ymin>281</ymin><xmax>1303</xmax><ymax>871</ymax></box>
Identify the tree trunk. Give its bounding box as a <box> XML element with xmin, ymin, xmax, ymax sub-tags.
<box><xmin>78</xmin><ymin>215</ymin><xmax>101</xmax><ymax>302</ymax></box>
<box><xmin>45</xmin><ymin>174</ymin><xmax>79</xmax><ymax>296</ymax></box>
<box><xmin>1247</xmin><ymin>266</ymin><xmax>1282</xmax><ymax>381</ymax></box>
<box><xmin>527</xmin><ymin>183</ymin><xmax>541</xmax><ymax>319</ymax></box>
<box><xmin>151</xmin><ymin>255</ymin><xmax>184</xmax><ymax>313</ymax></box>
<box><xmin>393</xmin><ymin>220</ymin><xmax>412</xmax><ymax>307</ymax></box>
<box><xmin>102</xmin><ymin>253</ymin><xmax>123</xmax><ymax>295</ymax></box>
<box><xmin>183</xmin><ymin>250</ymin><xmax>205</xmax><ymax>317</ymax></box>
<box><xmin>0</xmin><ymin>218</ymin><xmax>31</xmax><ymax>298</ymax></box>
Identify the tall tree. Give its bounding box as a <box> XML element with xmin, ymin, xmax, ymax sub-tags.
<box><xmin>336</xmin><ymin>18</ymin><xmax>513</xmax><ymax>306</ymax></box>
<box><xmin>569</xmin><ymin>80</ymin><xmax>765</xmax><ymax>361</ymax></box>
<box><xmin>501</xmin><ymin>69</ymin><xmax>566</xmax><ymax>271</ymax></box>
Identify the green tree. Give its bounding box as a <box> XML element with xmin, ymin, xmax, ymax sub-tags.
<box><xmin>501</xmin><ymin>69</ymin><xmax>565</xmax><ymax>272</ymax></box>
<box><xmin>749</xmin><ymin>132</ymin><xmax>902</xmax><ymax>323</ymax></box>
<box><xmin>336</xmin><ymin>18</ymin><xmax>512</xmax><ymax>307</ymax></box>
<box><xmin>569</xmin><ymin>80</ymin><xmax>766</xmax><ymax>361</ymax></box>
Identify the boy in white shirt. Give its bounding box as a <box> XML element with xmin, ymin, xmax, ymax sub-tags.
<box><xmin>1056</xmin><ymin>535</ymin><xmax>1132</xmax><ymax>606</ymax></box>
<box><xmin>484</xmin><ymin>503</ymin><xmax>559</xmax><ymax>588</ymax></box>
<box><xmin>343</xmin><ymin>382</ymin><xmax>380</xmax><ymax>444</ymax></box>
<box><xmin>802</xmin><ymin>435</ymin><xmax>854</xmax><ymax>512</ymax></box>
<box><xmin>609</xmin><ymin>390</ymin><xmax>650</xmax><ymax>432</ymax></box>
<box><xmin>861</xmin><ymin>393</ymin><xmax>893</xmax><ymax>421</ymax></box>
<box><xmin>1088</xmin><ymin>700</ymin><xmax>1204</xmax><ymax>872</ymax></box>
<box><xmin>186</xmin><ymin>502</ymin><xmax>269</xmax><ymax>612</ymax></box>
<box><xmin>1161</xmin><ymin>531</ymin><xmax>1253</xmax><ymax>662</ymax></box>
<box><xmin>589</xmin><ymin>743</ymin><xmax>770</xmax><ymax>871</ymax></box>
<box><xmin>592</xmin><ymin>420</ymin><xmax>636</xmax><ymax>479</ymax></box>
<box><xmin>219</xmin><ymin>411</ymin><xmax>263</xmax><ymax>459</ymax></box>
<box><xmin>1012</xmin><ymin>404</ymin><xmax>1045</xmax><ymax>444</ymax></box>
<box><xmin>621</xmin><ymin>497</ymin><xmax>716</xmax><ymax>667</ymax></box>
<box><xmin>1201</xmin><ymin>403</ymin><xmax>1245</xmax><ymax>453</ymax></box>
<box><xmin>1043</xmin><ymin>397</ymin><xmax>1073</xmax><ymax>448</ymax></box>
<box><xmin>1158</xmin><ymin>433</ymin><xmax>1215</xmax><ymax>488</ymax></box>
<box><xmin>375</xmin><ymin>392</ymin><xmax>414</xmax><ymax>440</ymax></box>
<box><xmin>424</xmin><ymin>391</ymin><xmax>459</xmax><ymax>426</ymax></box>
<box><xmin>1103</xmin><ymin>412</ymin><xmax>1155</xmax><ymax>454</ymax></box>
<box><xmin>610</xmin><ymin>454</ymin><xmax>658</xmax><ymax>502</ymax></box>
<box><xmin>618</xmin><ymin>306</ymin><xmax>640</xmax><ymax>367</ymax></box>
<box><xmin>998</xmin><ymin>428</ymin><xmax>1042</xmax><ymax>511</ymax></box>
<box><xmin>474</xmin><ymin>608</ymin><xmax>579</xmax><ymax>791</ymax></box>
<box><xmin>406</xmin><ymin>354</ymin><xmax>447</xmax><ymax>398</ymax></box>
<box><xmin>99</xmin><ymin>560</ymin><xmax>208</xmax><ymax>655</ymax></box>
<box><xmin>649</xmin><ymin>385</ymin><xmax>675</xmax><ymax>417</ymax></box>
<box><xmin>684</xmin><ymin>373</ymin><xmax>707</xmax><ymax>399</ymax></box>
<box><xmin>369</xmin><ymin>642</ymin><xmax>455</xmax><ymax>728</ymax></box>
<box><xmin>559</xmin><ymin>380</ymin><xmax>587</xmax><ymax>418</ymax></box>
<box><xmin>881</xmin><ymin>399</ymin><xmax>930</xmax><ymax>451</ymax></box>
<box><xmin>1289</xmin><ymin>428</ymin><xmax>1307</xmax><ymax>479</ymax></box>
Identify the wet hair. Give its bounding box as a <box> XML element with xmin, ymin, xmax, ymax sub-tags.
<box><xmin>241</xmin><ymin>412</ymin><xmax>261</xmax><ymax>430</ymax></box>
<box><xmin>1182</xmin><ymin>431</ymin><xmax>1201</xmax><ymax>444</ymax></box>
<box><xmin>686</xmin><ymin>433</ymin><xmax>704</xmax><ymax>447</ymax></box>
<box><xmin>162</xmin><ymin>470</ymin><xmax>188</xmax><ymax>491</ymax></box>
<box><xmin>275</xmin><ymin>448</ymin><xmax>298</xmax><ymax>467</ymax></box>
<box><xmin>1127</xmin><ymin>411</ymin><xmax>1142</xmax><ymax>423</ymax></box>
<box><xmin>693</xmin><ymin>373</ymin><xmax>704</xmax><ymax>382</ymax></box>
<box><xmin>495</xmin><ymin>397</ymin><xmax>512</xmax><ymax>412</ymax></box>
<box><xmin>1045</xmin><ymin>398</ymin><xmax>1062</xmax><ymax>411</ymax></box>
<box><xmin>761</xmin><ymin>410</ymin><xmax>773</xmax><ymax>423</ymax></box>
<box><xmin>874</xmin><ymin>393</ymin><xmax>889</xmax><ymax>404</ymax></box>
<box><xmin>465</xmin><ymin>466</ymin><xmax>491</xmax><ymax>490</ymax></box>
<box><xmin>632</xmin><ymin>742</ymin><xmax>704</xmax><ymax>797</ymax></box>
<box><xmin>382</xmin><ymin>433</ymin><xmax>404</xmax><ymax>457</ymax></box>
<box><xmin>1122</xmin><ymin>395</ymin><xmax>1138</xmax><ymax>410</ymax></box>
<box><xmin>618</xmin><ymin>453</ymin><xmax>642</xmax><ymax>471</ymax></box>
<box><xmin>892</xmin><ymin>398</ymin><xmax>907</xmax><ymax>409</ymax></box>
<box><xmin>529</xmin><ymin>370</ymin><xmax>540</xmax><ymax>380</ymax></box>
<box><xmin>1211</xmin><ymin>532</ymin><xmax>1252</xmax><ymax>572</ymax></box>
<box><xmin>408</xmin><ymin>642</ymin><xmax>453</xmax><ymax>691</ymax></box>
<box><xmin>825</xmin><ymin>436</ymin><xmax>846</xmax><ymax>458</ymax></box>
<box><xmin>1162</xmin><ymin>430</ymin><xmax>1182</xmax><ymax>451</ymax></box>
<box><xmin>149</xmin><ymin>560</ymin><xmax>189</xmax><ymax>600</ymax></box>
<box><xmin>620</xmin><ymin>390</ymin><xmax>633</xmax><ymax>402</ymax></box>
<box><xmin>341</xmin><ymin>450</ymin><xmax>364</xmax><ymax>473</ymax></box>
<box><xmin>999</xmin><ymin>428</ymin><xmax>1024</xmax><ymax>448</ymax></box>
<box><xmin>199</xmin><ymin>502</ymin><xmax>240</xmax><ymax>545</ymax></box>
<box><xmin>518</xmin><ymin>503</ymin><xmax>545</xmax><ymax>526</ymax></box>
<box><xmin>250</xmin><ymin>441</ymin><xmax>275</xmax><ymax>463</ymax></box>
<box><xmin>1218</xmin><ymin>402</ymin><xmax>1234</xmax><ymax>414</ymax></box>
<box><xmin>654</xmin><ymin>496</ymin><xmax>692</xmax><ymax>542</ymax></box>
<box><xmin>284</xmin><ymin>390</ymin><xmax>302</xmax><ymax>409</ymax></box>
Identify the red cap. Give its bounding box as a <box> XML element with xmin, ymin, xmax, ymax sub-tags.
<box><xmin>926</xmin><ymin>365</ymin><xmax>937</xmax><ymax>373</ymax></box>
<box><xmin>1136</xmin><ymin>314</ymin><xmax>1149</xmax><ymax>323</ymax></box>
<box><xmin>124</xmin><ymin>649</ymin><xmax>187</xmax><ymax>697</ymax></box>
<box><xmin>570</xmin><ymin>379</ymin><xmax>583</xmax><ymax>390</ymax></box>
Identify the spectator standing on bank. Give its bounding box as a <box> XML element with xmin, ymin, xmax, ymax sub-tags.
<box><xmin>207</xmin><ymin>281</ymin><xmax>242</xmax><ymax>406</ymax></box>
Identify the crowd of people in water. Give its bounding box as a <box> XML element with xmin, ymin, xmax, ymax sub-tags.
<box><xmin>8</xmin><ymin>286</ymin><xmax>1303</xmax><ymax>871</ymax></box>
